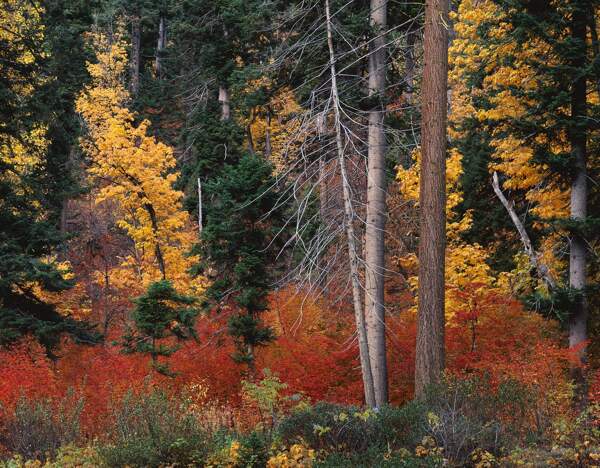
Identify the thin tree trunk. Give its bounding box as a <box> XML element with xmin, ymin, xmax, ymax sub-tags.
<box><xmin>130</xmin><ymin>13</ymin><xmax>141</xmax><ymax>95</ymax></box>
<box><xmin>365</xmin><ymin>0</ymin><xmax>388</xmax><ymax>407</ymax></box>
<box><xmin>492</xmin><ymin>171</ymin><xmax>555</xmax><ymax>290</ymax></box>
<box><xmin>219</xmin><ymin>85</ymin><xmax>231</xmax><ymax>121</ymax></box>
<box><xmin>265</xmin><ymin>108</ymin><xmax>272</xmax><ymax>158</ymax></box>
<box><xmin>197</xmin><ymin>177</ymin><xmax>203</xmax><ymax>235</ymax></box>
<box><xmin>405</xmin><ymin>27</ymin><xmax>416</xmax><ymax>105</ymax></box>
<box><xmin>415</xmin><ymin>0</ymin><xmax>448</xmax><ymax>398</ymax></box>
<box><xmin>155</xmin><ymin>14</ymin><xmax>166</xmax><ymax>77</ymax></box>
<box><xmin>569</xmin><ymin>2</ymin><xmax>588</xmax><ymax>401</ymax></box>
<box><xmin>325</xmin><ymin>0</ymin><xmax>376</xmax><ymax>407</ymax></box>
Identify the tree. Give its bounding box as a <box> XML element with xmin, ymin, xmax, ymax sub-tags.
<box><xmin>450</xmin><ymin>0</ymin><xmax>600</xmax><ymax>400</ymax></box>
<box><xmin>123</xmin><ymin>280</ymin><xmax>197</xmax><ymax>375</ymax></box>
<box><xmin>0</xmin><ymin>0</ymin><xmax>97</xmax><ymax>352</ymax></box>
<box><xmin>415</xmin><ymin>0</ymin><xmax>449</xmax><ymax>397</ymax></box>
<box><xmin>324</xmin><ymin>0</ymin><xmax>376</xmax><ymax>407</ymax></box>
<box><xmin>192</xmin><ymin>155</ymin><xmax>285</xmax><ymax>370</ymax></box>
<box><xmin>76</xmin><ymin>32</ymin><xmax>200</xmax><ymax>293</ymax></box>
<box><xmin>365</xmin><ymin>0</ymin><xmax>389</xmax><ymax>407</ymax></box>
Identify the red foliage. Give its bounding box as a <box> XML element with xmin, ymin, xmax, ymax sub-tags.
<box><xmin>0</xmin><ymin>284</ymin><xmax>576</xmax><ymax>436</ymax></box>
<box><xmin>0</xmin><ymin>339</ymin><xmax>58</xmax><ymax>411</ymax></box>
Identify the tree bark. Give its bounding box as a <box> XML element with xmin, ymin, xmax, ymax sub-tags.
<box><xmin>415</xmin><ymin>0</ymin><xmax>448</xmax><ymax>398</ymax></box>
<box><xmin>325</xmin><ymin>0</ymin><xmax>376</xmax><ymax>407</ymax></box>
<box><xmin>365</xmin><ymin>0</ymin><xmax>388</xmax><ymax>407</ymax></box>
<box><xmin>404</xmin><ymin>26</ymin><xmax>416</xmax><ymax>105</ymax></box>
<box><xmin>197</xmin><ymin>177</ymin><xmax>203</xmax><ymax>235</ymax></box>
<box><xmin>219</xmin><ymin>85</ymin><xmax>231</xmax><ymax>121</ymax></box>
<box><xmin>569</xmin><ymin>2</ymin><xmax>588</xmax><ymax>398</ymax></box>
<box><xmin>492</xmin><ymin>171</ymin><xmax>555</xmax><ymax>290</ymax></box>
<box><xmin>155</xmin><ymin>14</ymin><xmax>166</xmax><ymax>77</ymax></box>
<box><xmin>130</xmin><ymin>12</ymin><xmax>141</xmax><ymax>95</ymax></box>
<box><xmin>265</xmin><ymin>108</ymin><xmax>272</xmax><ymax>158</ymax></box>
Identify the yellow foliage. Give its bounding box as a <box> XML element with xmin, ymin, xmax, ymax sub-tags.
<box><xmin>396</xmin><ymin>147</ymin><xmax>497</xmax><ymax>316</ymax></box>
<box><xmin>76</xmin><ymin>32</ymin><xmax>203</xmax><ymax>294</ymax></box>
<box><xmin>446</xmin><ymin>0</ymin><xmax>580</xmax><ymax>292</ymax></box>
<box><xmin>267</xmin><ymin>444</ymin><xmax>315</xmax><ymax>468</ymax></box>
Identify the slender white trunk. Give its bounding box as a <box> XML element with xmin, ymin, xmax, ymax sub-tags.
<box><xmin>492</xmin><ymin>172</ymin><xmax>555</xmax><ymax>290</ymax></box>
<box><xmin>325</xmin><ymin>0</ymin><xmax>376</xmax><ymax>407</ymax></box>
<box><xmin>219</xmin><ymin>85</ymin><xmax>230</xmax><ymax>121</ymax></box>
<box><xmin>197</xmin><ymin>177</ymin><xmax>203</xmax><ymax>235</ymax></box>
<box><xmin>568</xmin><ymin>3</ymin><xmax>588</xmax><ymax>400</ymax></box>
<box><xmin>130</xmin><ymin>13</ymin><xmax>141</xmax><ymax>95</ymax></box>
<box><xmin>365</xmin><ymin>0</ymin><xmax>388</xmax><ymax>407</ymax></box>
<box><xmin>155</xmin><ymin>15</ymin><xmax>166</xmax><ymax>77</ymax></box>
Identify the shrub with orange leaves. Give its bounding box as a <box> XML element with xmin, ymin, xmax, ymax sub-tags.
<box><xmin>0</xmin><ymin>338</ymin><xmax>58</xmax><ymax>412</ymax></box>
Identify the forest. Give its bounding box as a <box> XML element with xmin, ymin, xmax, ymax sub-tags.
<box><xmin>0</xmin><ymin>0</ymin><xmax>599</xmax><ymax>466</ymax></box>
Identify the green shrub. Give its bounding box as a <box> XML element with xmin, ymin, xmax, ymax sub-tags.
<box><xmin>99</xmin><ymin>389</ymin><xmax>209</xmax><ymax>467</ymax></box>
<box><xmin>237</xmin><ymin>431</ymin><xmax>270</xmax><ymax>467</ymax></box>
<box><xmin>276</xmin><ymin>401</ymin><xmax>426</xmax><ymax>455</ymax></box>
<box><xmin>315</xmin><ymin>447</ymin><xmax>443</xmax><ymax>468</ymax></box>
<box><xmin>420</xmin><ymin>375</ymin><xmax>536</xmax><ymax>465</ymax></box>
<box><xmin>0</xmin><ymin>393</ymin><xmax>83</xmax><ymax>462</ymax></box>
<box><xmin>206</xmin><ymin>430</ymin><xmax>270</xmax><ymax>467</ymax></box>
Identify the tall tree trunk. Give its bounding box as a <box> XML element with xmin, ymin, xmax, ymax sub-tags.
<box><xmin>404</xmin><ymin>27</ymin><xmax>416</xmax><ymax>105</ymax></box>
<box><xmin>265</xmin><ymin>108</ymin><xmax>272</xmax><ymax>158</ymax></box>
<box><xmin>219</xmin><ymin>85</ymin><xmax>231</xmax><ymax>121</ymax></box>
<box><xmin>415</xmin><ymin>0</ymin><xmax>448</xmax><ymax>398</ymax></box>
<box><xmin>365</xmin><ymin>0</ymin><xmax>388</xmax><ymax>407</ymax></box>
<box><xmin>569</xmin><ymin>2</ymin><xmax>588</xmax><ymax>401</ymax></box>
<box><xmin>325</xmin><ymin>0</ymin><xmax>376</xmax><ymax>407</ymax></box>
<box><xmin>155</xmin><ymin>14</ymin><xmax>166</xmax><ymax>77</ymax></box>
<box><xmin>130</xmin><ymin>12</ymin><xmax>141</xmax><ymax>95</ymax></box>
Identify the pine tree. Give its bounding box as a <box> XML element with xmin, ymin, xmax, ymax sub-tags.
<box><xmin>0</xmin><ymin>0</ymin><xmax>97</xmax><ymax>352</ymax></box>
<box><xmin>123</xmin><ymin>280</ymin><xmax>197</xmax><ymax>375</ymax></box>
<box><xmin>191</xmin><ymin>155</ymin><xmax>285</xmax><ymax>368</ymax></box>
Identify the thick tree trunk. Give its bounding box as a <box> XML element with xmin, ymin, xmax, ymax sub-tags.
<box><xmin>130</xmin><ymin>13</ymin><xmax>141</xmax><ymax>95</ymax></box>
<box><xmin>155</xmin><ymin>14</ymin><xmax>166</xmax><ymax>77</ymax></box>
<box><xmin>365</xmin><ymin>0</ymin><xmax>388</xmax><ymax>407</ymax></box>
<box><xmin>325</xmin><ymin>0</ymin><xmax>376</xmax><ymax>407</ymax></box>
<box><xmin>219</xmin><ymin>85</ymin><xmax>231</xmax><ymax>121</ymax></box>
<box><xmin>569</xmin><ymin>3</ymin><xmax>588</xmax><ymax>399</ymax></box>
<box><xmin>415</xmin><ymin>0</ymin><xmax>448</xmax><ymax>398</ymax></box>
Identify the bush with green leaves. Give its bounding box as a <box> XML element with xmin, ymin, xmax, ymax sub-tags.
<box><xmin>276</xmin><ymin>401</ymin><xmax>427</xmax><ymax>455</ymax></box>
<box><xmin>0</xmin><ymin>393</ymin><xmax>83</xmax><ymax>462</ymax></box>
<box><xmin>315</xmin><ymin>448</ymin><xmax>443</xmax><ymax>468</ymax></box>
<box><xmin>420</xmin><ymin>375</ymin><xmax>538</xmax><ymax>465</ymax></box>
<box><xmin>99</xmin><ymin>389</ymin><xmax>209</xmax><ymax>467</ymax></box>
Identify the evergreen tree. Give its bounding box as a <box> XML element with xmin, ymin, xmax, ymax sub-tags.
<box><xmin>191</xmin><ymin>155</ymin><xmax>286</xmax><ymax>367</ymax></box>
<box><xmin>123</xmin><ymin>280</ymin><xmax>197</xmax><ymax>375</ymax></box>
<box><xmin>0</xmin><ymin>0</ymin><xmax>97</xmax><ymax>352</ymax></box>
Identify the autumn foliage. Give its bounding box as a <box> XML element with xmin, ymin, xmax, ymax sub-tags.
<box><xmin>0</xmin><ymin>284</ymin><xmax>573</xmax><ymax>443</ymax></box>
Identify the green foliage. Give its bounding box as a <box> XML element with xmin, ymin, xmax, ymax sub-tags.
<box><xmin>420</xmin><ymin>375</ymin><xmax>543</xmax><ymax>465</ymax></box>
<box><xmin>0</xmin><ymin>0</ymin><xmax>98</xmax><ymax>353</ymax></box>
<box><xmin>276</xmin><ymin>401</ymin><xmax>427</xmax><ymax>455</ymax></box>
<box><xmin>122</xmin><ymin>280</ymin><xmax>197</xmax><ymax>375</ymax></box>
<box><xmin>99</xmin><ymin>389</ymin><xmax>209</xmax><ymax>467</ymax></box>
<box><xmin>315</xmin><ymin>449</ymin><xmax>443</xmax><ymax>468</ymax></box>
<box><xmin>192</xmin><ymin>155</ymin><xmax>286</xmax><ymax>364</ymax></box>
<box><xmin>0</xmin><ymin>393</ymin><xmax>84</xmax><ymax>462</ymax></box>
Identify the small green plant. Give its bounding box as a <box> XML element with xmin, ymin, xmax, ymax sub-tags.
<box><xmin>276</xmin><ymin>402</ymin><xmax>426</xmax><ymax>455</ymax></box>
<box><xmin>242</xmin><ymin>369</ymin><xmax>289</xmax><ymax>427</ymax></box>
<box><xmin>0</xmin><ymin>392</ymin><xmax>84</xmax><ymax>462</ymax></box>
<box><xmin>99</xmin><ymin>389</ymin><xmax>208</xmax><ymax>467</ymax></box>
